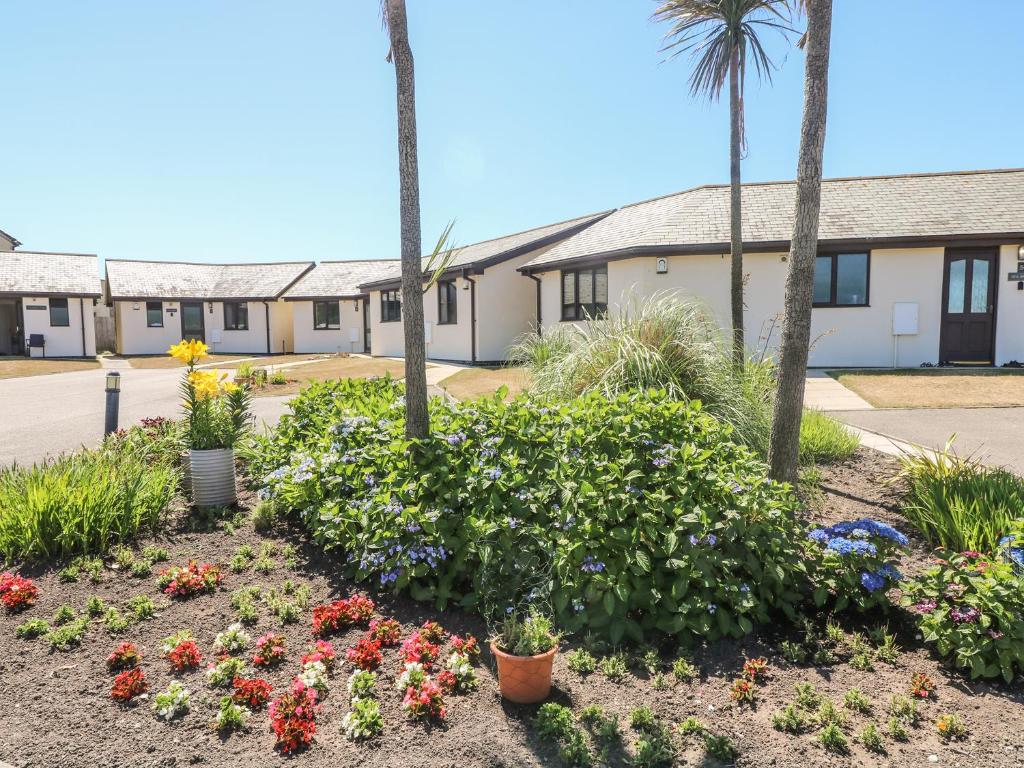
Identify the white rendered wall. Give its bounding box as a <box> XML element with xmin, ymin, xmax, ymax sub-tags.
<box><xmin>115</xmin><ymin>300</ymin><xmax>278</xmax><ymax>355</ymax></box>
<box><xmin>292</xmin><ymin>299</ymin><xmax>367</xmax><ymax>354</ymax></box>
<box><xmin>22</xmin><ymin>296</ymin><xmax>96</xmax><ymax>357</ymax></box>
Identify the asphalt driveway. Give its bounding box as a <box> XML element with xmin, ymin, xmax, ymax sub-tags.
<box><xmin>832</xmin><ymin>407</ymin><xmax>1024</xmax><ymax>475</ymax></box>
<box><xmin>0</xmin><ymin>366</ymin><xmax>290</xmax><ymax>467</ymax></box>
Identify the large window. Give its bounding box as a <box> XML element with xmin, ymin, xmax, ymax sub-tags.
<box><xmin>561</xmin><ymin>265</ymin><xmax>608</xmax><ymax>321</ymax></box>
<box><xmin>381</xmin><ymin>290</ymin><xmax>402</xmax><ymax>323</ymax></box>
<box><xmin>49</xmin><ymin>298</ymin><xmax>70</xmax><ymax>327</ymax></box>
<box><xmin>223</xmin><ymin>301</ymin><xmax>249</xmax><ymax>331</ymax></box>
<box><xmin>313</xmin><ymin>300</ymin><xmax>340</xmax><ymax>330</ymax></box>
<box><xmin>813</xmin><ymin>252</ymin><xmax>869</xmax><ymax>307</ymax></box>
<box><xmin>437</xmin><ymin>280</ymin><xmax>457</xmax><ymax>325</ymax></box>
<box><xmin>146</xmin><ymin>301</ymin><xmax>163</xmax><ymax>327</ymax></box>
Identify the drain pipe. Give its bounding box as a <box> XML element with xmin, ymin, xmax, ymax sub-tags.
<box><xmin>462</xmin><ymin>271</ymin><xmax>477</xmax><ymax>364</ymax></box>
<box><xmin>79</xmin><ymin>298</ymin><xmax>87</xmax><ymax>356</ymax></box>
<box><xmin>264</xmin><ymin>302</ymin><xmax>271</xmax><ymax>354</ymax></box>
<box><xmin>526</xmin><ymin>273</ymin><xmax>542</xmax><ymax>335</ymax></box>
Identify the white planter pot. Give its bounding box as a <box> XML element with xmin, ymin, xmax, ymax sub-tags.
<box><xmin>188</xmin><ymin>448</ymin><xmax>236</xmax><ymax>507</ymax></box>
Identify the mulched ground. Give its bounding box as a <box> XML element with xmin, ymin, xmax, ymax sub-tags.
<box><xmin>1</xmin><ymin>450</ymin><xmax>1022</xmax><ymax>768</ymax></box>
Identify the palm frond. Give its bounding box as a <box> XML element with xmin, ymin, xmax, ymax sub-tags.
<box><xmin>421</xmin><ymin>220</ymin><xmax>461</xmax><ymax>293</ymax></box>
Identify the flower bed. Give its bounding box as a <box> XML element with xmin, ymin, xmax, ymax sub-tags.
<box><xmin>249</xmin><ymin>379</ymin><xmax>809</xmax><ymax>644</ymax></box>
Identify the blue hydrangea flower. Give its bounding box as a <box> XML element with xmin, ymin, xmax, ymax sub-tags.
<box><xmin>706</xmin><ymin>534</ymin><xmax>718</xmax><ymax>547</ymax></box>
<box><xmin>483</xmin><ymin>467</ymin><xmax>503</xmax><ymax>481</ymax></box>
<box><xmin>707</xmin><ymin>603</ymin><xmax>717</xmax><ymax>614</ymax></box>
<box><xmin>807</xmin><ymin>529</ymin><xmax>829</xmax><ymax>544</ymax></box>
<box><xmin>826</xmin><ymin>537</ymin><xmax>878</xmax><ymax>557</ymax></box>
<box><xmin>581</xmin><ymin>555</ymin><xmax>606</xmax><ymax>574</ymax></box>
<box><xmin>688</xmin><ymin>534</ymin><xmax>700</xmax><ymax>546</ymax></box>
<box><xmin>860</xmin><ymin>570</ymin><xmax>886</xmax><ymax>592</ymax></box>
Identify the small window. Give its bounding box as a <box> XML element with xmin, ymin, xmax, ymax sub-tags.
<box><xmin>313</xmin><ymin>300</ymin><xmax>340</xmax><ymax>330</ymax></box>
<box><xmin>146</xmin><ymin>301</ymin><xmax>163</xmax><ymax>327</ymax></box>
<box><xmin>560</xmin><ymin>266</ymin><xmax>608</xmax><ymax>321</ymax></box>
<box><xmin>49</xmin><ymin>297</ymin><xmax>70</xmax><ymax>327</ymax></box>
<box><xmin>381</xmin><ymin>290</ymin><xmax>402</xmax><ymax>323</ymax></box>
<box><xmin>813</xmin><ymin>253</ymin><xmax>869</xmax><ymax>307</ymax></box>
<box><xmin>437</xmin><ymin>280</ymin><xmax>457</xmax><ymax>325</ymax></box>
<box><xmin>223</xmin><ymin>301</ymin><xmax>249</xmax><ymax>331</ymax></box>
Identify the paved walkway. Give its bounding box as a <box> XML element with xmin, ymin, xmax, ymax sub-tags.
<box><xmin>803</xmin><ymin>370</ymin><xmax>873</xmax><ymax>411</ymax></box>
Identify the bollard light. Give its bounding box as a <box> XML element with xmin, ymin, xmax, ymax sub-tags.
<box><xmin>104</xmin><ymin>370</ymin><xmax>121</xmax><ymax>436</ymax></box>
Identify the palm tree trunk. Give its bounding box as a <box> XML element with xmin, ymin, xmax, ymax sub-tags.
<box><xmin>386</xmin><ymin>0</ymin><xmax>430</xmax><ymax>439</ymax></box>
<box><xmin>768</xmin><ymin>0</ymin><xmax>833</xmax><ymax>482</ymax></box>
<box><xmin>728</xmin><ymin>47</ymin><xmax>744</xmax><ymax>370</ymax></box>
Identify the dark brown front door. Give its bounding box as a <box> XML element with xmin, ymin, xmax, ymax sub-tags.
<box><xmin>180</xmin><ymin>302</ymin><xmax>205</xmax><ymax>343</ymax></box>
<box><xmin>940</xmin><ymin>248</ymin><xmax>997</xmax><ymax>365</ymax></box>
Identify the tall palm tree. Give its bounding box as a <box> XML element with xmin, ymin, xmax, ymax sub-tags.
<box><xmin>768</xmin><ymin>0</ymin><xmax>833</xmax><ymax>482</ymax></box>
<box><xmin>652</xmin><ymin>0</ymin><xmax>792</xmax><ymax>370</ymax></box>
<box><xmin>382</xmin><ymin>0</ymin><xmax>430</xmax><ymax>439</ymax></box>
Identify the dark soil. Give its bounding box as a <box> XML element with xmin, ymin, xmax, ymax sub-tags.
<box><xmin>1</xmin><ymin>451</ymin><xmax>1023</xmax><ymax>768</ymax></box>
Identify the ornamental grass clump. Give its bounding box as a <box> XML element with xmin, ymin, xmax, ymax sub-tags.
<box><xmin>248</xmin><ymin>379</ymin><xmax>809</xmax><ymax>646</ymax></box>
<box><xmin>0</xmin><ymin>444</ymin><xmax>176</xmax><ymax>562</ymax></box>
<box><xmin>902</xmin><ymin>550</ymin><xmax>1024</xmax><ymax>681</ymax></box>
<box><xmin>805</xmin><ymin>519</ymin><xmax>908</xmax><ymax>612</ymax></box>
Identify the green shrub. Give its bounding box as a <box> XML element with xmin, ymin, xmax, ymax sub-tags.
<box><xmin>888</xmin><ymin>694</ymin><xmax>919</xmax><ymax>725</ymax></box>
<box><xmin>771</xmin><ymin>704</ymin><xmax>806</xmax><ymax>734</ymax></box>
<box><xmin>633</xmin><ymin>725</ymin><xmax>676</xmax><ymax>768</ymax></box>
<box><xmin>805</xmin><ymin>519</ymin><xmax>908</xmax><ymax>613</ymax></box>
<box><xmin>887</xmin><ymin>716</ymin><xmax>909</xmax><ymax>741</ymax></box>
<box><xmin>535</xmin><ymin>703</ymin><xmax>576</xmax><ymax>742</ymax></box>
<box><xmin>798</xmin><ymin>409</ymin><xmax>858</xmax><ymax>465</ymax></box>
<box><xmin>47</xmin><ymin>617</ymin><xmax>88</xmax><ymax>650</ymax></box>
<box><xmin>794</xmin><ymin>682</ymin><xmax>822</xmax><ymax>710</ymax></box>
<box><xmin>128</xmin><ymin>595</ymin><xmax>156</xmax><ymax>621</ymax></box>
<box><xmin>249</xmin><ymin>379</ymin><xmax>808</xmax><ymax>644</ymax></box>
<box><xmin>672</xmin><ymin>656</ymin><xmax>697</xmax><ymax>681</ymax></box>
<box><xmin>818</xmin><ymin>723</ymin><xmax>848</xmax><ymax>754</ymax></box>
<box><xmin>567</xmin><ymin>649</ymin><xmax>597</xmax><ymax>675</ymax></box>
<box><xmin>702</xmin><ymin>732</ymin><xmax>737</xmax><ymax>762</ymax></box>
<box><xmin>629</xmin><ymin>706</ymin><xmax>657</xmax><ymax>732</ymax></box>
<box><xmin>558</xmin><ymin>729</ymin><xmax>592</xmax><ymax>767</ymax></box>
<box><xmin>0</xmin><ymin>443</ymin><xmax>176</xmax><ymax>561</ymax></box>
<box><xmin>896</xmin><ymin>443</ymin><xmax>1023</xmax><ymax>553</ymax></box>
<box><xmin>52</xmin><ymin>604</ymin><xmax>76</xmax><ymax>626</ymax></box>
<box><xmin>86</xmin><ymin>596</ymin><xmax>105</xmax><ymax>617</ymax></box>
<box><xmin>599</xmin><ymin>653</ymin><xmax>629</xmax><ymax>682</ymax></box>
<box><xmin>859</xmin><ymin>723</ymin><xmax>884</xmax><ymax>753</ymax></box>
<box><xmin>901</xmin><ymin>551</ymin><xmax>1024</xmax><ymax>681</ymax></box>
<box><xmin>16</xmin><ymin>618</ymin><xmax>50</xmax><ymax>639</ymax></box>
<box><xmin>843</xmin><ymin>689</ymin><xmax>871</xmax><ymax>713</ymax></box>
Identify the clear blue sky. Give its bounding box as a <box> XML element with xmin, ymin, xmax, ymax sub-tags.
<box><xmin>2</xmin><ymin>1</ymin><xmax>1021</xmax><ymax>265</ymax></box>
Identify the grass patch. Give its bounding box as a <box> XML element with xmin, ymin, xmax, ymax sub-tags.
<box><xmin>439</xmin><ymin>366</ymin><xmax>529</xmax><ymax>401</ymax></box>
<box><xmin>0</xmin><ymin>357</ymin><xmax>99</xmax><ymax>379</ymax></box>
<box><xmin>831</xmin><ymin>368</ymin><xmax>1024</xmax><ymax>408</ymax></box>
<box><xmin>246</xmin><ymin>356</ymin><xmax>405</xmax><ymax>398</ymax></box>
<box><xmin>895</xmin><ymin>442</ymin><xmax>1024</xmax><ymax>552</ymax></box>
<box><xmin>799</xmin><ymin>409</ymin><xmax>859</xmax><ymax>465</ymax></box>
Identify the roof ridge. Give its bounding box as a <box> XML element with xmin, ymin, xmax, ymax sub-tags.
<box><xmin>105</xmin><ymin>259</ymin><xmax>314</xmax><ymax>268</ymax></box>
<box><xmin>618</xmin><ymin>167</ymin><xmax>1024</xmax><ymax>210</ymax></box>
<box><xmin>439</xmin><ymin>209</ymin><xmax>614</xmax><ymax>253</ymax></box>
<box><xmin>314</xmin><ymin>258</ymin><xmax>400</xmax><ymax>265</ymax></box>
<box><xmin>3</xmin><ymin>250</ymin><xmax>98</xmax><ymax>258</ymax></box>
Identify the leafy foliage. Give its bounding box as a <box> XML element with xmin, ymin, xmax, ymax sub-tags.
<box><xmin>902</xmin><ymin>551</ymin><xmax>1024</xmax><ymax>681</ymax></box>
<box><xmin>249</xmin><ymin>378</ymin><xmax>808</xmax><ymax>644</ymax></box>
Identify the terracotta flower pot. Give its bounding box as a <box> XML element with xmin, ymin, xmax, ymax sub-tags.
<box><xmin>490</xmin><ymin>640</ymin><xmax>558</xmax><ymax>704</ymax></box>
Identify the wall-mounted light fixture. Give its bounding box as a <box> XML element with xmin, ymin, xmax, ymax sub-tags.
<box><xmin>656</xmin><ymin>257</ymin><xmax>668</xmax><ymax>274</ymax></box>
<box><xmin>1018</xmin><ymin>244</ymin><xmax>1024</xmax><ymax>260</ymax></box>
<box><xmin>354</xmin><ymin>300</ymin><xmax>360</xmax><ymax>312</ymax></box>
<box><xmin>132</xmin><ymin>303</ymin><xmax>140</xmax><ymax>310</ymax></box>
<box><xmin>208</xmin><ymin>302</ymin><xmax>214</xmax><ymax>313</ymax></box>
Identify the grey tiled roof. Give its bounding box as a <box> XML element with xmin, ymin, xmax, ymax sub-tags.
<box><xmin>522</xmin><ymin>169</ymin><xmax>1024</xmax><ymax>270</ymax></box>
<box><xmin>0</xmin><ymin>251</ymin><xmax>101</xmax><ymax>296</ymax></box>
<box><xmin>282</xmin><ymin>259</ymin><xmax>400</xmax><ymax>300</ymax></box>
<box><xmin>106</xmin><ymin>260</ymin><xmax>314</xmax><ymax>301</ymax></box>
<box><xmin>360</xmin><ymin>210</ymin><xmax>613</xmax><ymax>289</ymax></box>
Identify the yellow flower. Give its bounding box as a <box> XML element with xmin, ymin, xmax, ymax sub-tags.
<box><xmin>221</xmin><ymin>380</ymin><xmax>239</xmax><ymax>394</ymax></box>
<box><xmin>168</xmin><ymin>339</ymin><xmax>209</xmax><ymax>366</ymax></box>
<box><xmin>188</xmin><ymin>370</ymin><xmax>221</xmax><ymax>400</ymax></box>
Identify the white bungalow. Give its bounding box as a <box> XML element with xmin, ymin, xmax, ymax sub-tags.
<box><xmin>0</xmin><ymin>246</ymin><xmax>100</xmax><ymax>358</ymax></box>
<box><xmin>520</xmin><ymin>169</ymin><xmax>1024</xmax><ymax>368</ymax></box>
<box><xmin>105</xmin><ymin>260</ymin><xmax>314</xmax><ymax>355</ymax></box>
<box><xmin>359</xmin><ymin>211</ymin><xmax>611</xmax><ymax>364</ymax></box>
<box><xmin>282</xmin><ymin>259</ymin><xmax>399</xmax><ymax>354</ymax></box>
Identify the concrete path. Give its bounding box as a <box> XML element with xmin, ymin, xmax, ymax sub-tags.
<box><xmin>831</xmin><ymin>407</ymin><xmax>1024</xmax><ymax>474</ymax></box>
<box><xmin>803</xmin><ymin>370</ymin><xmax>874</xmax><ymax>411</ymax></box>
<box><xmin>0</xmin><ymin>366</ymin><xmax>290</xmax><ymax>467</ymax></box>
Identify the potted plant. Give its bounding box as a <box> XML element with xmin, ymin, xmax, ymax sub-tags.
<box><xmin>169</xmin><ymin>340</ymin><xmax>251</xmax><ymax>507</ymax></box>
<box><xmin>490</xmin><ymin>610</ymin><xmax>560</xmax><ymax>704</ymax></box>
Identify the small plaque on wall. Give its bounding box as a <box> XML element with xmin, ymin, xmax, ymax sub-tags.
<box><xmin>25</xmin><ymin>304</ymin><xmax>46</xmax><ymax>310</ymax></box>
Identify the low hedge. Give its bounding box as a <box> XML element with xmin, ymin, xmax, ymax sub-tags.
<box><xmin>249</xmin><ymin>378</ymin><xmax>810</xmax><ymax>644</ymax></box>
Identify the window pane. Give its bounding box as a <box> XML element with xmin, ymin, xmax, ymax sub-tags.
<box><xmin>836</xmin><ymin>253</ymin><xmax>868</xmax><ymax>305</ymax></box>
<box><xmin>314</xmin><ymin>302</ymin><xmax>326</xmax><ymax>328</ymax></box>
<box><xmin>328</xmin><ymin>301</ymin><xmax>340</xmax><ymax>327</ymax></box>
<box><xmin>237</xmin><ymin>302</ymin><xmax>248</xmax><ymax>329</ymax></box>
<box><xmin>146</xmin><ymin>301</ymin><xmax>162</xmax><ymax>327</ymax></box>
<box><xmin>578</xmin><ymin>269</ymin><xmax>594</xmax><ymax>304</ymax></box>
<box><xmin>947</xmin><ymin>259</ymin><xmax>965</xmax><ymax>313</ymax></box>
<box><xmin>561</xmin><ymin>272</ymin><xmax>575</xmax><ymax>305</ymax></box>
<box><xmin>49</xmin><ymin>298</ymin><xmax>69</xmax><ymax>326</ymax></box>
<box><xmin>813</xmin><ymin>257</ymin><xmax>832</xmax><ymax>304</ymax></box>
<box><xmin>970</xmin><ymin>259</ymin><xmax>989</xmax><ymax>313</ymax></box>
<box><xmin>594</xmin><ymin>268</ymin><xmax>608</xmax><ymax>304</ymax></box>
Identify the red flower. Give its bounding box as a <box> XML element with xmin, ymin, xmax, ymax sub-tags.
<box><xmin>111</xmin><ymin>668</ymin><xmax>148</xmax><ymax>702</ymax></box>
<box><xmin>420</xmin><ymin>620</ymin><xmax>446</xmax><ymax>644</ymax></box>
<box><xmin>400</xmin><ymin>631</ymin><xmax>440</xmax><ymax>669</ymax></box>
<box><xmin>345</xmin><ymin>635</ymin><xmax>383</xmax><ymax>671</ymax></box>
<box><xmin>166</xmin><ymin>640</ymin><xmax>202</xmax><ymax>672</ymax></box>
<box><xmin>160</xmin><ymin>562</ymin><xmax>222</xmax><ymax>599</ymax></box>
<box><xmin>311</xmin><ymin>594</ymin><xmax>376</xmax><ymax>636</ymax></box>
<box><xmin>911</xmin><ymin>672</ymin><xmax>935</xmax><ymax>698</ymax></box>
<box><xmin>253</xmin><ymin>633</ymin><xmax>287</xmax><ymax>667</ymax></box>
<box><xmin>0</xmin><ymin>572</ymin><xmax>39</xmax><ymax>611</ymax></box>
<box><xmin>106</xmin><ymin>642</ymin><xmax>143</xmax><ymax>671</ymax></box>
<box><xmin>436</xmin><ymin>669</ymin><xmax>458</xmax><ymax>695</ymax></box>
<box><xmin>741</xmin><ymin>656</ymin><xmax>769</xmax><ymax>682</ymax></box>
<box><xmin>300</xmin><ymin>640</ymin><xmax>336</xmax><ymax>670</ymax></box>
<box><xmin>269</xmin><ymin>678</ymin><xmax>320</xmax><ymax>754</ymax></box>
<box><xmin>450</xmin><ymin>634</ymin><xmax>480</xmax><ymax>660</ymax></box>
<box><xmin>368</xmin><ymin>617</ymin><xmax>402</xmax><ymax>647</ymax></box>
<box><xmin>232</xmin><ymin>677</ymin><xmax>273</xmax><ymax>709</ymax></box>
<box><xmin>401</xmin><ymin>679</ymin><xmax>446</xmax><ymax>720</ymax></box>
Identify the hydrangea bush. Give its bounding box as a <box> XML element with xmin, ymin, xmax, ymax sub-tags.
<box><xmin>248</xmin><ymin>379</ymin><xmax>809</xmax><ymax>644</ymax></box>
<box><xmin>805</xmin><ymin>519</ymin><xmax>908</xmax><ymax>612</ymax></box>
<box><xmin>902</xmin><ymin>551</ymin><xmax>1024</xmax><ymax>681</ymax></box>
